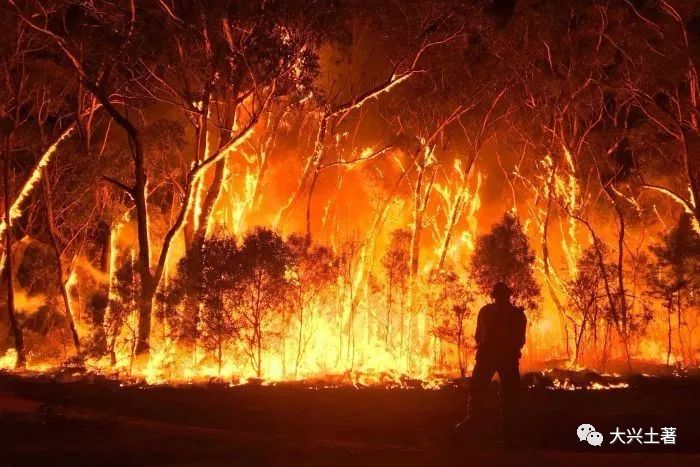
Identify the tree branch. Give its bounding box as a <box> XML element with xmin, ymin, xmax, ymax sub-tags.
<box><xmin>102</xmin><ymin>175</ymin><xmax>135</xmax><ymax>199</ymax></box>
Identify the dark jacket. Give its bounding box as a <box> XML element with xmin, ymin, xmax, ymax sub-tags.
<box><xmin>474</xmin><ymin>301</ymin><xmax>527</xmax><ymax>361</ymax></box>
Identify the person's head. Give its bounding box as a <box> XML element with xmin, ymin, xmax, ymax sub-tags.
<box><xmin>490</xmin><ymin>282</ymin><xmax>512</xmax><ymax>303</ymax></box>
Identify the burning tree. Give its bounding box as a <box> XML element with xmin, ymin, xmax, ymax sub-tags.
<box><xmin>159</xmin><ymin>235</ymin><xmax>242</xmax><ymax>374</ymax></box>
<box><xmin>192</xmin><ymin>236</ymin><xmax>242</xmax><ymax>375</ymax></box>
<box><xmin>236</xmin><ymin>228</ymin><xmax>291</xmax><ymax>378</ymax></box>
<box><xmin>565</xmin><ymin>244</ymin><xmax>619</xmax><ymax>367</ymax></box>
<box><xmin>9</xmin><ymin>0</ymin><xmax>345</xmax><ymax>361</ymax></box>
<box><xmin>425</xmin><ymin>268</ymin><xmax>474</xmax><ymax>377</ymax></box>
<box><xmin>285</xmin><ymin>234</ymin><xmax>338</xmax><ymax>377</ymax></box>
<box><xmin>382</xmin><ymin>229</ymin><xmax>411</xmax><ymax>347</ymax></box>
<box><xmin>646</xmin><ymin>214</ymin><xmax>700</xmax><ymax>366</ymax></box>
<box><xmin>470</xmin><ymin>212</ymin><xmax>540</xmax><ymax>312</ymax></box>
<box><xmin>106</xmin><ymin>258</ymin><xmax>140</xmax><ymax>369</ymax></box>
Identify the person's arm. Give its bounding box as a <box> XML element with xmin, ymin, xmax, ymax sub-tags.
<box><xmin>474</xmin><ymin>306</ymin><xmax>486</xmax><ymax>347</ymax></box>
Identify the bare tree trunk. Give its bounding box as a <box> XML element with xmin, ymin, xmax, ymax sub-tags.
<box><xmin>42</xmin><ymin>177</ymin><xmax>81</xmax><ymax>356</ymax></box>
<box><xmin>183</xmin><ymin>122</ymin><xmax>207</xmax><ymax>247</ymax></box>
<box><xmin>75</xmin><ymin>91</ymin><xmax>154</xmax><ymax>358</ymax></box>
<box><xmin>408</xmin><ymin>162</ymin><xmax>436</xmax><ymax>310</ymax></box>
<box><xmin>675</xmin><ymin>291</ymin><xmax>685</xmax><ymax>364</ymax></box>
<box><xmin>541</xmin><ymin>196</ymin><xmax>571</xmax><ymax>360</ymax></box>
<box><xmin>3</xmin><ymin>134</ymin><xmax>25</xmax><ymax>368</ymax></box>
<box><xmin>409</xmin><ymin>167</ymin><xmax>426</xmax><ymax>281</ymax></box>
<box><xmin>251</xmin><ymin>111</ymin><xmax>283</xmax><ymax>213</ymax></box>
<box><xmin>666</xmin><ymin>299</ymin><xmax>672</xmax><ymax>367</ymax></box>
<box><xmin>570</xmin><ymin>215</ymin><xmax>624</xmax><ymax>369</ymax></box>
<box><xmin>614</xmin><ymin>201</ymin><xmax>627</xmax><ymax>336</ymax></box>
<box><xmin>196</xmin><ymin>159</ymin><xmax>226</xmax><ymax>240</ymax></box>
<box><xmin>277</xmin><ymin>112</ymin><xmax>328</xmax><ymax>231</ymax></box>
<box><xmin>100</xmin><ymin>223</ymin><xmax>112</xmax><ymax>273</ymax></box>
<box><xmin>57</xmin><ymin>271</ymin><xmax>80</xmax><ymax>356</ymax></box>
<box><xmin>306</xmin><ymin>165</ymin><xmax>322</xmax><ymax>238</ymax></box>
<box><xmin>437</xmin><ymin>193</ymin><xmax>465</xmax><ymax>270</ymax></box>
<box><xmin>133</xmin><ymin>133</ymin><xmax>154</xmax><ymax>356</ymax></box>
<box><xmin>541</xmin><ymin>162</ymin><xmax>574</xmax><ymax>360</ymax></box>
<box><xmin>88</xmin><ymin>220</ymin><xmax>111</xmax><ymax>357</ymax></box>
<box><xmin>385</xmin><ymin>281</ymin><xmax>393</xmax><ymax>344</ymax></box>
<box><xmin>573</xmin><ymin>298</ymin><xmax>594</xmax><ymax>366</ymax></box>
<box><xmin>217</xmin><ymin>335</ymin><xmax>223</xmax><ymax>376</ymax></box>
<box><xmin>86</xmin><ymin>95</ymin><xmax>155</xmax><ymax>357</ymax></box>
<box><xmin>0</xmin><ymin>124</ymin><xmax>77</xmax><ymax>242</ymax></box>
<box><xmin>256</xmin><ymin>322</ymin><xmax>262</xmax><ymax>379</ymax></box>
<box><xmin>601</xmin><ymin>320</ymin><xmax>611</xmax><ymax>372</ymax></box>
<box><xmin>295</xmin><ymin>304</ymin><xmax>304</xmax><ymax>378</ymax></box>
<box><xmin>304</xmin><ymin>114</ymin><xmax>329</xmax><ymax>237</ymax></box>
<box><xmin>608</xmin><ymin>193</ymin><xmax>633</xmax><ymax>371</ymax></box>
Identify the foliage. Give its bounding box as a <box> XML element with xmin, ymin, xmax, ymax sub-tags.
<box><xmin>470</xmin><ymin>212</ymin><xmax>540</xmax><ymax>312</ymax></box>
<box><xmin>645</xmin><ymin>214</ymin><xmax>700</xmax><ymax>364</ymax></box>
<box><xmin>564</xmin><ymin>243</ymin><xmax>617</xmax><ymax>364</ymax></box>
<box><xmin>286</xmin><ymin>234</ymin><xmax>338</xmax><ymax>313</ymax></box>
<box><xmin>160</xmin><ymin>235</ymin><xmax>242</xmax><ymax>370</ymax></box>
<box><xmin>235</xmin><ymin>228</ymin><xmax>292</xmax><ymax>376</ymax></box>
<box><xmin>425</xmin><ymin>268</ymin><xmax>474</xmax><ymax>376</ymax></box>
<box><xmin>647</xmin><ymin>214</ymin><xmax>700</xmax><ymax>304</ymax></box>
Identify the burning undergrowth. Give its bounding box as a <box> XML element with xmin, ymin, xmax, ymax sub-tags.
<box><xmin>524</xmin><ymin>369</ymin><xmax>631</xmax><ymax>391</ymax></box>
<box><xmin>0</xmin><ymin>362</ymin><xmax>657</xmax><ymax>393</ymax></box>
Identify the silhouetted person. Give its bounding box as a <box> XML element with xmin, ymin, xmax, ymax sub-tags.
<box><xmin>464</xmin><ymin>282</ymin><xmax>526</xmax><ymax>444</ymax></box>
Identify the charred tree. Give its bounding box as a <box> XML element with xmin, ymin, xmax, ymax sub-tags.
<box><xmin>2</xmin><ymin>128</ymin><xmax>25</xmax><ymax>368</ymax></box>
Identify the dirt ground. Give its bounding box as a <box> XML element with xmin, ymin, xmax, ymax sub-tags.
<box><xmin>1</xmin><ymin>371</ymin><xmax>699</xmax><ymax>467</ymax></box>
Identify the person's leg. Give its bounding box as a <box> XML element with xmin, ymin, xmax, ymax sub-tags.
<box><xmin>497</xmin><ymin>359</ymin><xmax>521</xmax><ymax>443</ymax></box>
<box><xmin>468</xmin><ymin>356</ymin><xmax>496</xmax><ymax>425</ymax></box>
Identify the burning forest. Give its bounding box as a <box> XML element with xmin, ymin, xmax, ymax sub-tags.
<box><xmin>0</xmin><ymin>0</ymin><xmax>699</xmax><ymax>390</ymax></box>
<box><xmin>4</xmin><ymin>1</ymin><xmax>700</xmax><ymax>464</ymax></box>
